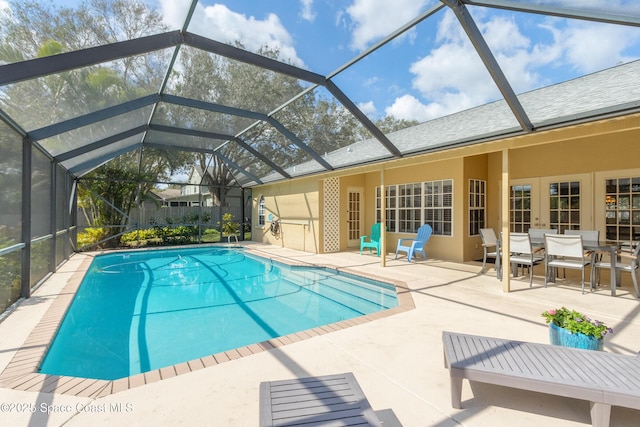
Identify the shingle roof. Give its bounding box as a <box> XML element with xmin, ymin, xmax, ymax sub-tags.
<box><xmin>260</xmin><ymin>59</ymin><xmax>640</xmax><ymax>181</ymax></box>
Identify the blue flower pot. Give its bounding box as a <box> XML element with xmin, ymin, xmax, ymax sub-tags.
<box><xmin>549</xmin><ymin>322</ymin><xmax>603</xmax><ymax>351</ymax></box>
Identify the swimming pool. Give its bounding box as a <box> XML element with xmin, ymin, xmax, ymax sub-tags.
<box><xmin>39</xmin><ymin>247</ymin><xmax>398</xmax><ymax>380</ymax></box>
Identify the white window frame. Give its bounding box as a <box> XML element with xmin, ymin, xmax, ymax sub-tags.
<box><xmin>258</xmin><ymin>195</ymin><xmax>266</xmax><ymax>226</ymax></box>
<box><xmin>376</xmin><ymin>179</ymin><xmax>454</xmax><ymax>236</ymax></box>
<box><xmin>603</xmin><ymin>175</ymin><xmax>640</xmax><ymax>242</ymax></box>
<box><xmin>469</xmin><ymin>179</ymin><xmax>486</xmax><ymax>236</ymax></box>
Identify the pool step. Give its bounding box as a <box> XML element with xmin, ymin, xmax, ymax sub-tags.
<box><xmin>276</xmin><ymin>270</ymin><xmax>398</xmax><ymax>313</ymax></box>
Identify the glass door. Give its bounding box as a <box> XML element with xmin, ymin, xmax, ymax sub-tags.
<box><xmin>510</xmin><ymin>174</ymin><xmax>592</xmax><ymax>233</ymax></box>
<box><xmin>540</xmin><ymin>174</ymin><xmax>592</xmax><ymax>233</ymax></box>
<box><xmin>509</xmin><ymin>179</ymin><xmax>540</xmax><ymax>232</ymax></box>
<box><xmin>594</xmin><ymin>170</ymin><xmax>640</xmax><ymax>243</ymax></box>
<box><xmin>347</xmin><ymin>188</ymin><xmax>363</xmax><ymax>247</ymax></box>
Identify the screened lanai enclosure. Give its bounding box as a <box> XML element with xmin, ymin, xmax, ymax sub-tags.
<box><xmin>1</xmin><ymin>0</ymin><xmax>640</xmax><ymax>313</ymax></box>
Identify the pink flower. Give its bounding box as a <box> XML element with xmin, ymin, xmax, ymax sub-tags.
<box><xmin>547</xmin><ymin>309</ymin><xmax>556</xmax><ymax>315</ymax></box>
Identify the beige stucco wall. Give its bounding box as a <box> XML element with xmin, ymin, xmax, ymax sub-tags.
<box><xmin>509</xmin><ymin>128</ymin><xmax>640</xmax><ymax>178</ymax></box>
<box><xmin>358</xmin><ymin>158</ymin><xmax>466</xmax><ymax>261</ymax></box>
<box><xmin>251</xmin><ymin>112</ymin><xmax>640</xmax><ymax>263</ymax></box>
<box><xmin>252</xmin><ymin>179</ymin><xmax>320</xmax><ymax>253</ymax></box>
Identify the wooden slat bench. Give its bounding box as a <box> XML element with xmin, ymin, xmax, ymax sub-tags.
<box><xmin>259</xmin><ymin>372</ymin><xmax>382</xmax><ymax>426</ymax></box>
<box><xmin>443</xmin><ymin>331</ymin><xmax>640</xmax><ymax>427</ymax></box>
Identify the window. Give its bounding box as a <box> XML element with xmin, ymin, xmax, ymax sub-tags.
<box><xmin>425</xmin><ymin>180</ymin><xmax>453</xmax><ymax>236</ymax></box>
<box><xmin>398</xmin><ymin>183</ymin><xmax>422</xmax><ymax>233</ymax></box>
<box><xmin>469</xmin><ymin>179</ymin><xmax>486</xmax><ymax>236</ymax></box>
<box><xmin>376</xmin><ymin>179</ymin><xmax>453</xmax><ymax>236</ymax></box>
<box><xmin>376</xmin><ymin>186</ymin><xmax>397</xmax><ymax>232</ymax></box>
<box><xmin>549</xmin><ymin>181</ymin><xmax>580</xmax><ymax>233</ymax></box>
<box><xmin>258</xmin><ymin>196</ymin><xmax>266</xmax><ymax>226</ymax></box>
<box><xmin>510</xmin><ymin>184</ymin><xmax>531</xmax><ymax>232</ymax></box>
<box><xmin>605</xmin><ymin>177</ymin><xmax>640</xmax><ymax>242</ymax></box>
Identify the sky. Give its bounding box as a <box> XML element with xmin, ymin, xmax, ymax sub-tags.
<box><xmin>3</xmin><ymin>0</ymin><xmax>640</xmax><ymax>124</ymax></box>
<box><xmin>155</xmin><ymin>0</ymin><xmax>640</xmax><ymax>124</ymax></box>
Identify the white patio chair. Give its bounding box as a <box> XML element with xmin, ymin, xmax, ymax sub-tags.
<box><xmin>563</xmin><ymin>230</ymin><xmax>600</xmax><ymax>279</ymax></box>
<box><xmin>544</xmin><ymin>234</ymin><xmax>593</xmax><ymax>293</ymax></box>
<box><xmin>479</xmin><ymin>228</ymin><xmax>500</xmax><ymax>276</ymax></box>
<box><xmin>591</xmin><ymin>244</ymin><xmax>640</xmax><ymax>298</ymax></box>
<box><xmin>509</xmin><ymin>233</ymin><xmax>545</xmax><ymax>286</ymax></box>
<box><xmin>528</xmin><ymin>228</ymin><xmax>557</xmax><ymax>248</ymax></box>
<box><xmin>564</xmin><ymin>229</ymin><xmax>599</xmax><ymax>241</ymax></box>
<box><xmin>528</xmin><ymin>228</ymin><xmax>558</xmax><ymax>239</ymax></box>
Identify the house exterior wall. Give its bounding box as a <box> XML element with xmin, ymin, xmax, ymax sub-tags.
<box><xmin>250</xmin><ymin>112</ymin><xmax>640</xmax><ymax>264</ymax></box>
<box><xmin>464</xmin><ymin>154</ymin><xmax>489</xmax><ymax>263</ymax></box>
<box><xmin>252</xmin><ymin>179</ymin><xmax>320</xmax><ymax>252</ymax></box>
<box><xmin>359</xmin><ymin>158</ymin><xmax>466</xmax><ymax>261</ymax></box>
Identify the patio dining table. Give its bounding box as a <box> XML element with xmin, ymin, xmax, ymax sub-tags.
<box><xmin>529</xmin><ymin>237</ymin><xmax>622</xmax><ymax>296</ymax></box>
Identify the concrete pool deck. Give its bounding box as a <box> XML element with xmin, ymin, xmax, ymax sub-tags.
<box><xmin>1</xmin><ymin>242</ymin><xmax>640</xmax><ymax>426</ymax></box>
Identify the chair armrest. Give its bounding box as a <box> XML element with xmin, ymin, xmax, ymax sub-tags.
<box><xmin>617</xmin><ymin>252</ymin><xmax>638</xmax><ymax>260</ymax></box>
<box><xmin>360</xmin><ymin>235</ymin><xmax>369</xmax><ymax>242</ymax></box>
<box><xmin>397</xmin><ymin>238</ymin><xmax>417</xmax><ymax>245</ymax></box>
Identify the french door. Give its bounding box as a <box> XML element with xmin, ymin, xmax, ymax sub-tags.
<box><xmin>510</xmin><ymin>174</ymin><xmax>592</xmax><ymax>233</ymax></box>
<box><xmin>347</xmin><ymin>188</ymin><xmax>364</xmax><ymax>247</ymax></box>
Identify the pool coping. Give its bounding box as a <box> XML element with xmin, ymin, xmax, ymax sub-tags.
<box><xmin>0</xmin><ymin>246</ymin><xmax>415</xmax><ymax>397</ymax></box>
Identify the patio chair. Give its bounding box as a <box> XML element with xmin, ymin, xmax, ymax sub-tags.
<box><xmin>508</xmin><ymin>232</ymin><xmax>544</xmax><ymax>286</ymax></box>
<box><xmin>528</xmin><ymin>228</ymin><xmax>557</xmax><ymax>251</ymax></box>
<box><xmin>479</xmin><ymin>228</ymin><xmax>500</xmax><ymax>275</ymax></box>
<box><xmin>564</xmin><ymin>229</ymin><xmax>599</xmax><ymax>241</ymax></box>
<box><xmin>591</xmin><ymin>244</ymin><xmax>640</xmax><ymax>298</ymax></box>
<box><xmin>528</xmin><ymin>228</ymin><xmax>558</xmax><ymax>239</ymax></box>
<box><xmin>564</xmin><ymin>229</ymin><xmax>600</xmax><ymax>279</ymax></box>
<box><xmin>395</xmin><ymin>224</ymin><xmax>432</xmax><ymax>262</ymax></box>
<box><xmin>544</xmin><ymin>234</ymin><xmax>593</xmax><ymax>293</ymax></box>
<box><xmin>360</xmin><ymin>223</ymin><xmax>385</xmax><ymax>256</ymax></box>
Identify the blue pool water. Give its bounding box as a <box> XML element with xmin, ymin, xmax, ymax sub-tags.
<box><xmin>39</xmin><ymin>247</ymin><xmax>398</xmax><ymax>380</ymax></box>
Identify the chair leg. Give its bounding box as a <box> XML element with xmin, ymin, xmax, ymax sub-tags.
<box><xmin>481</xmin><ymin>250</ymin><xmax>487</xmax><ymax>273</ymax></box>
<box><xmin>631</xmin><ymin>267</ymin><xmax>640</xmax><ymax>298</ymax></box>
<box><xmin>544</xmin><ymin>262</ymin><xmax>548</xmax><ymax>288</ymax></box>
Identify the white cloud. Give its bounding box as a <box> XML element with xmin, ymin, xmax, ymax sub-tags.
<box><xmin>358</xmin><ymin>100</ymin><xmax>377</xmax><ymax>116</ymax></box>
<box><xmin>363</xmin><ymin>76</ymin><xmax>379</xmax><ymax>87</ymax></box>
<box><xmin>345</xmin><ymin>0</ymin><xmax>430</xmax><ymax>51</ymax></box>
<box><xmin>385</xmin><ymin>94</ymin><xmax>434</xmax><ymax>122</ymax></box>
<box><xmin>384</xmin><ymin>9</ymin><xmax>640</xmax><ymax>122</ymax></box>
<box><xmin>547</xmin><ymin>21</ymin><xmax>640</xmax><ymax>73</ymax></box>
<box><xmin>300</xmin><ymin>0</ymin><xmax>316</xmax><ymax>22</ymax></box>
<box><xmin>159</xmin><ymin>0</ymin><xmax>305</xmax><ymax>67</ymax></box>
<box><xmin>398</xmin><ymin>11</ymin><xmax>500</xmax><ymax>121</ymax></box>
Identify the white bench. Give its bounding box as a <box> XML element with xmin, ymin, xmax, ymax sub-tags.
<box><xmin>259</xmin><ymin>372</ymin><xmax>382</xmax><ymax>426</ymax></box>
<box><xmin>443</xmin><ymin>331</ymin><xmax>640</xmax><ymax>427</ymax></box>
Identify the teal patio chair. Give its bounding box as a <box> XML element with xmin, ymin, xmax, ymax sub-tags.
<box><xmin>360</xmin><ymin>223</ymin><xmax>385</xmax><ymax>256</ymax></box>
<box><xmin>395</xmin><ymin>224</ymin><xmax>432</xmax><ymax>262</ymax></box>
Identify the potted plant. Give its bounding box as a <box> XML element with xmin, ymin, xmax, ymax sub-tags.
<box><xmin>541</xmin><ymin>307</ymin><xmax>613</xmax><ymax>351</ymax></box>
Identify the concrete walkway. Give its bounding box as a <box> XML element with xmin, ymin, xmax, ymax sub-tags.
<box><xmin>1</xmin><ymin>243</ymin><xmax>640</xmax><ymax>426</ymax></box>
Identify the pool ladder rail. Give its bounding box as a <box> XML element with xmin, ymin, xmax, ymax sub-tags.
<box><xmin>227</xmin><ymin>234</ymin><xmax>239</xmax><ymax>243</ymax></box>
